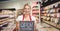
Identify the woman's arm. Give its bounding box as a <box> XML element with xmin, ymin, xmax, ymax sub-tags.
<box><xmin>16</xmin><ymin>21</ymin><xmax>19</xmax><ymax>31</ymax></box>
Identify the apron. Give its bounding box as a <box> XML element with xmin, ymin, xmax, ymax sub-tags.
<box><xmin>20</xmin><ymin>15</ymin><xmax>34</xmax><ymax>31</ymax></box>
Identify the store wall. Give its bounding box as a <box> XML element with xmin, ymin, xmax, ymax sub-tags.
<box><xmin>0</xmin><ymin>0</ymin><xmax>42</xmax><ymax>10</ymax></box>
<box><xmin>0</xmin><ymin>1</ymin><xmax>19</xmax><ymax>9</ymax></box>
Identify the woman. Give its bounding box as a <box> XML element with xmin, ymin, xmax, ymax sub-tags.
<box><xmin>16</xmin><ymin>3</ymin><xmax>37</xmax><ymax>31</ymax></box>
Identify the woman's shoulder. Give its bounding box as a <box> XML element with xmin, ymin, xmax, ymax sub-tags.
<box><xmin>31</xmin><ymin>16</ymin><xmax>36</xmax><ymax>18</ymax></box>
<box><xmin>16</xmin><ymin>15</ymin><xmax>23</xmax><ymax>21</ymax></box>
<box><xmin>31</xmin><ymin>16</ymin><xmax>36</xmax><ymax>20</ymax></box>
<box><xmin>17</xmin><ymin>15</ymin><xmax>23</xmax><ymax>18</ymax></box>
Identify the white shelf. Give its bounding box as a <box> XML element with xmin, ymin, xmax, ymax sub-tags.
<box><xmin>1</xmin><ymin>24</ymin><xmax>16</xmax><ymax>31</ymax></box>
<box><xmin>0</xmin><ymin>21</ymin><xmax>8</xmax><ymax>27</ymax></box>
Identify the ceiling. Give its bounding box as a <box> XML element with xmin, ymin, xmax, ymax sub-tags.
<box><xmin>0</xmin><ymin>0</ymin><xmax>10</xmax><ymax>1</ymax></box>
<box><xmin>0</xmin><ymin>0</ymin><xmax>18</xmax><ymax>1</ymax></box>
<box><xmin>0</xmin><ymin>0</ymin><xmax>42</xmax><ymax>2</ymax></box>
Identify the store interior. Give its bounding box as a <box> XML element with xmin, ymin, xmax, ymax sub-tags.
<box><xmin>0</xmin><ymin>0</ymin><xmax>60</xmax><ymax>31</ymax></box>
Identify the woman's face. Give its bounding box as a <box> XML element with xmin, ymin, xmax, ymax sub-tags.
<box><xmin>24</xmin><ymin>5</ymin><xmax>31</xmax><ymax>14</ymax></box>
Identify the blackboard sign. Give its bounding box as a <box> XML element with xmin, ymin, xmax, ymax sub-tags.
<box><xmin>19</xmin><ymin>21</ymin><xmax>34</xmax><ymax>31</ymax></box>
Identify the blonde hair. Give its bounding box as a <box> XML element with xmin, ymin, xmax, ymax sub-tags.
<box><xmin>23</xmin><ymin>3</ymin><xmax>31</xmax><ymax>9</ymax></box>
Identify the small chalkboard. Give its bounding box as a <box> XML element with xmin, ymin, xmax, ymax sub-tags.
<box><xmin>19</xmin><ymin>21</ymin><xmax>34</xmax><ymax>31</ymax></box>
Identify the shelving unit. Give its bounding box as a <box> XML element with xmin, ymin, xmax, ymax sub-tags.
<box><xmin>41</xmin><ymin>2</ymin><xmax>60</xmax><ymax>30</ymax></box>
<box><xmin>31</xmin><ymin>1</ymin><xmax>40</xmax><ymax>22</ymax></box>
<box><xmin>0</xmin><ymin>17</ymin><xmax>9</xmax><ymax>27</ymax></box>
<box><xmin>0</xmin><ymin>8</ymin><xmax>16</xmax><ymax>31</ymax></box>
